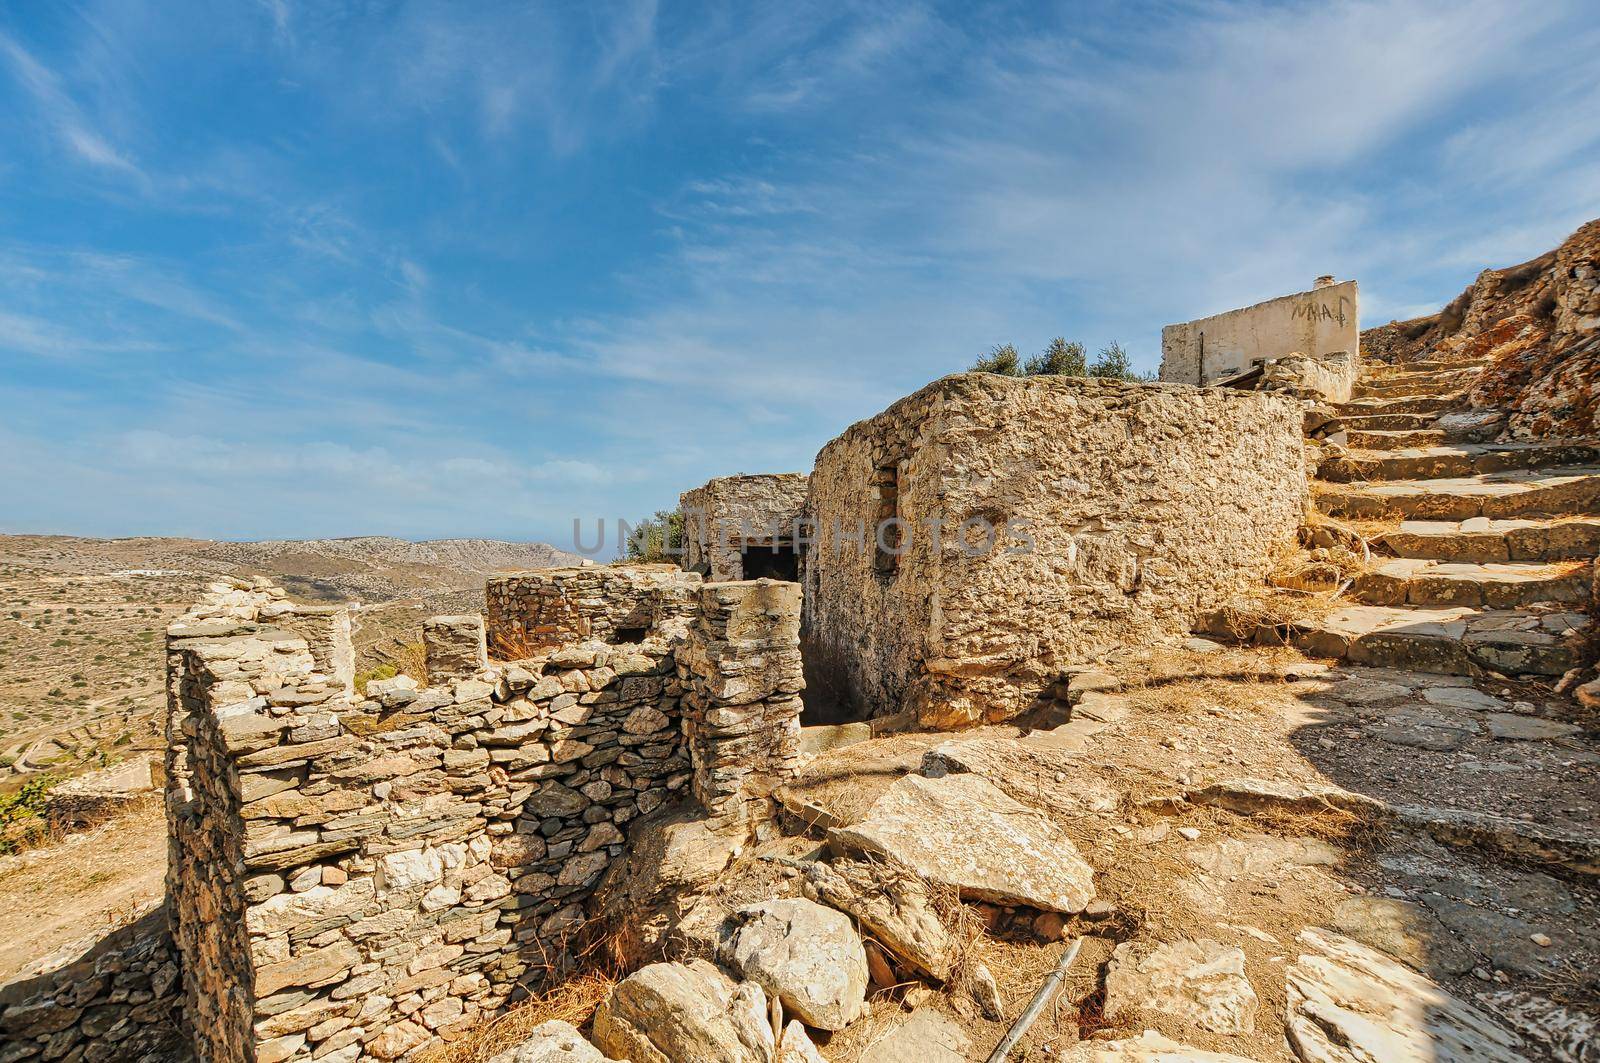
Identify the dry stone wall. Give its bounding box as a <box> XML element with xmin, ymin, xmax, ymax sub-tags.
<box><xmin>157</xmin><ymin>570</ymin><xmax>801</xmax><ymax>1063</ymax></box>
<box><xmin>805</xmin><ymin>373</ymin><xmax>1306</xmax><ymax>727</ymax></box>
<box><xmin>0</xmin><ymin>905</ymin><xmax>184</xmax><ymax>1063</ymax></box>
<box><xmin>484</xmin><ymin>565</ymin><xmax>700</xmax><ymax>656</ymax></box>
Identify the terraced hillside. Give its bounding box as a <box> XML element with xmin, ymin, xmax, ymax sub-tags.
<box><xmin>0</xmin><ymin>535</ymin><xmax>580</xmax><ymax>784</ymax></box>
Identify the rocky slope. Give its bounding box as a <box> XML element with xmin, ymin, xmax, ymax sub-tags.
<box><xmin>1362</xmin><ymin>218</ymin><xmax>1600</xmax><ymax>440</ymax></box>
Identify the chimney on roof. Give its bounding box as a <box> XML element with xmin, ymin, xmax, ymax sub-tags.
<box><xmin>1314</xmin><ymin>275</ymin><xmax>1336</xmax><ymax>289</ymax></box>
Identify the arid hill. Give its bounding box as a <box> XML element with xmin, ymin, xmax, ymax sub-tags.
<box><xmin>0</xmin><ymin>533</ymin><xmax>582</xmax><ymax>781</ymax></box>
<box><xmin>1363</xmin><ymin>218</ymin><xmax>1600</xmax><ymax>438</ymax></box>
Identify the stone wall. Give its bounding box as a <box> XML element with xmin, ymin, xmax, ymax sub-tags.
<box><xmin>679</xmin><ymin>474</ymin><xmax>810</xmax><ymax>582</ymax></box>
<box><xmin>0</xmin><ymin>905</ymin><xmax>183</xmax><ymax>1062</ymax></box>
<box><xmin>158</xmin><ymin>571</ymin><xmax>801</xmax><ymax>1062</ymax></box>
<box><xmin>483</xmin><ymin>565</ymin><xmax>701</xmax><ymax>656</ymax></box>
<box><xmin>804</xmin><ymin>373</ymin><xmax>1306</xmax><ymax>727</ymax></box>
<box><xmin>1161</xmin><ymin>278</ymin><xmax>1359</xmax><ymax>385</ymax></box>
<box><xmin>677</xmin><ymin>581</ymin><xmax>804</xmax><ymax>824</ymax></box>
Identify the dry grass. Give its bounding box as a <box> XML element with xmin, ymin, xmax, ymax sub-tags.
<box><xmin>486</xmin><ymin>628</ymin><xmax>541</xmax><ymax>663</ymax></box>
<box><xmin>392</xmin><ymin>640</ymin><xmax>429</xmax><ymax>685</ymax></box>
<box><xmin>415</xmin><ymin>970</ymin><xmax>618</xmax><ymax>1063</ymax></box>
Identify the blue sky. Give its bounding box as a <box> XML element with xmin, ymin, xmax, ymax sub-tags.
<box><xmin>2</xmin><ymin>1</ymin><xmax>1598</xmax><ymax>551</ymax></box>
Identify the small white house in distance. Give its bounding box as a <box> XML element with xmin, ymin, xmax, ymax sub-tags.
<box><xmin>1160</xmin><ymin>276</ymin><xmax>1358</xmax><ymax>385</ymax></box>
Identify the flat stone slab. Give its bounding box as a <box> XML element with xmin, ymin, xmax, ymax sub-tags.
<box><xmin>857</xmin><ymin>1011</ymin><xmax>970</xmax><ymax>1063</ymax></box>
<box><xmin>1285</xmin><ymin>928</ymin><xmax>1526</xmax><ymax>1062</ymax></box>
<box><xmin>1104</xmin><ymin>938</ymin><xmax>1259</xmax><ymax>1034</ymax></box>
<box><xmin>829</xmin><ymin>772</ymin><xmax>1096</xmax><ymax>913</ymax></box>
<box><xmin>1483</xmin><ymin>712</ymin><xmax>1581</xmax><ymax>741</ymax></box>
<box><xmin>1422</xmin><ymin>685</ymin><xmax>1507</xmax><ymax>711</ymax></box>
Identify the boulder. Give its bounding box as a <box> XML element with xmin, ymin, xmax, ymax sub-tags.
<box><xmin>828</xmin><ymin>772</ymin><xmax>1095</xmax><ymax>913</ymax></box>
<box><xmin>1285</xmin><ymin>928</ymin><xmax>1526</xmax><ymax>1062</ymax></box>
<box><xmin>486</xmin><ymin>1020</ymin><xmax>621</xmax><ymax>1063</ymax></box>
<box><xmin>1104</xmin><ymin>938</ymin><xmax>1258</xmax><ymax>1035</ymax></box>
<box><xmin>591</xmin><ymin>960</ymin><xmax>776</xmax><ymax>1063</ymax></box>
<box><xmin>802</xmin><ymin>858</ymin><xmax>953</xmax><ymax>979</ymax></box>
<box><xmin>720</xmin><ymin>898</ymin><xmax>867</xmax><ymax>1031</ymax></box>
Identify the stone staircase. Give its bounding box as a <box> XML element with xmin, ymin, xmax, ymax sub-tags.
<box><xmin>1288</xmin><ymin>356</ymin><xmax>1598</xmax><ymax>678</ymax></box>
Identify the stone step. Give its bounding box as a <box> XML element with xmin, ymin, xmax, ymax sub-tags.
<box><xmin>1289</xmin><ymin>604</ymin><xmax>1591</xmax><ymax>677</ymax></box>
<box><xmin>1351</xmin><ymin>558</ymin><xmax>1592</xmax><ymax>609</ymax></box>
<box><xmin>1338</xmin><ymin>395</ymin><xmax>1462</xmax><ymax>416</ymax></box>
<box><xmin>1365</xmin><ymin>356</ymin><xmax>1493</xmax><ymax>374</ymax></box>
<box><xmin>1315</xmin><ymin>467</ymin><xmax>1600</xmax><ymax>520</ymax></box>
<box><xmin>1349</xmin><ymin>376</ymin><xmax>1477</xmax><ymax>399</ymax></box>
<box><xmin>1321</xmin><ymin>442</ymin><xmax>1600</xmax><ymax>483</ymax></box>
<box><xmin>1346</xmin><ymin>428</ymin><xmax>1447</xmax><ymax>449</ymax></box>
<box><xmin>1380</xmin><ymin>517</ymin><xmax>1600</xmax><ymax>562</ymax></box>
<box><xmin>1337</xmin><ymin>412</ymin><xmax>1444</xmax><ymax>432</ymax></box>
<box><xmin>1357</xmin><ymin>365</ymin><xmax>1481</xmax><ymax>385</ymax></box>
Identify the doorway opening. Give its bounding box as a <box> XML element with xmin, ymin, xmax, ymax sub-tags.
<box><xmin>740</xmin><ymin>541</ymin><xmax>799</xmax><ymax>582</ymax></box>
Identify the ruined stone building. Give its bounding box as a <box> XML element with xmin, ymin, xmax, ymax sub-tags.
<box><xmin>802</xmin><ymin>374</ymin><xmax>1305</xmax><ymax>727</ymax></box>
<box><xmin>1160</xmin><ymin>276</ymin><xmax>1359</xmax><ymax>391</ymax></box>
<box><xmin>678</xmin><ymin>474</ymin><xmax>809</xmax><ymax>582</ymax></box>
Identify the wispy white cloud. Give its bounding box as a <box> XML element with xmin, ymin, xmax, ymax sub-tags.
<box><xmin>0</xmin><ymin>31</ymin><xmax>144</xmax><ymax>180</ymax></box>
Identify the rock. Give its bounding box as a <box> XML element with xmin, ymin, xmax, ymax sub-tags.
<box><xmin>1104</xmin><ymin>938</ymin><xmax>1258</xmax><ymax>1035</ymax></box>
<box><xmin>864</xmin><ymin>940</ymin><xmax>896</xmax><ymax>988</ymax></box>
<box><xmin>829</xmin><ymin>772</ymin><xmax>1095</xmax><ymax>913</ymax></box>
<box><xmin>779</xmin><ymin>1021</ymin><xmax>827</xmax><ymax>1063</ymax></box>
<box><xmin>1416</xmin><ymin>896</ymin><xmax>1563</xmax><ymax>978</ymax></box>
<box><xmin>798</xmin><ymin>722</ymin><xmax>872</xmax><ymax>754</ymax></box>
<box><xmin>254</xmin><ymin>940</ymin><xmax>360</xmax><ymax>996</ymax></box>
<box><xmin>1285</xmin><ymin>928</ymin><xmax>1525</xmax><ymax>1062</ymax></box>
<box><xmin>486</xmin><ymin>1020</ymin><xmax>621</xmax><ymax>1063</ymax></box>
<box><xmin>1477</xmin><ymin>989</ymin><xmax>1599</xmax><ymax>1063</ymax></box>
<box><xmin>858</xmin><ymin>1010</ymin><xmax>971</xmax><ymax>1063</ymax></box>
<box><xmin>591</xmin><ymin>960</ymin><xmax>777</xmax><ymax>1063</ymax></box>
<box><xmin>1483</xmin><ymin>713</ymin><xmax>1581</xmax><ymax>741</ymax></box>
<box><xmin>720</xmin><ymin>898</ymin><xmax>868</xmax><ymax>1031</ymax></box>
<box><xmin>967</xmin><ymin>963</ymin><xmax>1004</xmax><ymax>1021</ymax></box>
<box><xmin>774</xmin><ymin>786</ymin><xmax>843</xmax><ymax>832</ymax></box>
<box><xmin>1328</xmin><ymin>896</ymin><xmax>1473</xmax><ymax>976</ymax></box>
<box><xmin>802</xmin><ymin>858</ymin><xmax>953</xmax><ymax>979</ymax></box>
<box><xmin>1187</xmin><ymin>777</ymin><xmax>1381</xmax><ymax>815</ymax></box>
<box><xmin>1034</xmin><ymin>911</ymin><xmax>1068</xmax><ymax>940</ymax></box>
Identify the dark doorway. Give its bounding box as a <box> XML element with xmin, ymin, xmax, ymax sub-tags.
<box><xmin>741</xmin><ymin>542</ymin><xmax>799</xmax><ymax>582</ymax></box>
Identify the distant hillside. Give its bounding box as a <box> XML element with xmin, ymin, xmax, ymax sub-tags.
<box><xmin>0</xmin><ymin>533</ymin><xmax>584</xmax><ymax>779</ymax></box>
<box><xmin>0</xmin><ymin>534</ymin><xmax>584</xmax><ymax>604</ymax></box>
<box><xmin>1363</xmin><ymin>218</ymin><xmax>1599</xmax><ymax>438</ymax></box>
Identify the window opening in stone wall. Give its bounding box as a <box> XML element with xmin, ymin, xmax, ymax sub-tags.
<box><xmin>741</xmin><ymin>541</ymin><xmax>799</xmax><ymax>581</ymax></box>
<box><xmin>872</xmin><ymin>463</ymin><xmax>901</xmax><ymax>578</ymax></box>
<box><xmin>610</xmin><ymin>625</ymin><xmax>649</xmax><ymax>644</ymax></box>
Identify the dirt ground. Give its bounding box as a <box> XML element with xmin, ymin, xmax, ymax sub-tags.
<box><xmin>0</xmin><ymin>803</ymin><xmax>167</xmax><ymax>982</ymax></box>
<box><xmin>741</xmin><ymin>640</ymin><xmax>1600</xmax><ymax>1061</ymax></box>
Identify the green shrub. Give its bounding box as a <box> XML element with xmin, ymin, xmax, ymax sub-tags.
<box><xmin>970</xmin><ymin>343</ymin><xmax>1022</xmax><ymax>375</ymax></box>
<box><xmin>625</xmin><ymin>510</ymin><xmax>686</xmax><ymax>564</ymax></box>
<box><xmin>1025</xmin><ymin>337</ymin><xmax>1087</xmax><ymax>376</ymax></box>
